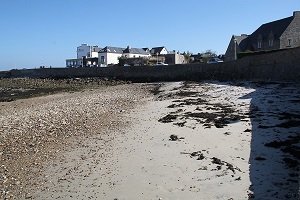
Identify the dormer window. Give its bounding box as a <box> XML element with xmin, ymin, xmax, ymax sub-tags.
<box><xmin>269</xmin><ymin>39</ymin><xmax>273</xmax><ymax>47</ymax></box>
<box><xmin>258</xmin><ymin>41</ymin><xmax>262</xmax><ymax>49</ymax></box>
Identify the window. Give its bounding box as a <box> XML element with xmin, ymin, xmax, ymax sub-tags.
<box><xmin>100</xmin><ymin>56</ymin><xmax>105</xmax><ymax>64</ymax></box>
<box><xmin>258</xmin><ymin>41</ymin><xmax>262</xmax><ymax>49</ymax></box>
<box><xmin>287</xmin><ymin>39</ymin><xmax>292</xmax><ymax>47</ymax></box>
<box><xmin>269</xmin><ymin>39</ymin><xmax>273</xmax><ymax>47</ymax></box>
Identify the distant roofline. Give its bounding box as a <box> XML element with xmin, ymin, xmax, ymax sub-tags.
<box><xmin>99</xmin><ymin>46</ymin><xmax>151</xmax><ymax>55</ymax></box>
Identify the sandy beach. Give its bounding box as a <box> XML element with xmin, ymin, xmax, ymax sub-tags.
<box><xmin>0</xmin><ymin>81</ymin><xmax>299</xmax><ymax>199</ymax></box>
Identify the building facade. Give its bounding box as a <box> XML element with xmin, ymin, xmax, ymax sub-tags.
<box><xmin>122</xmin><ymin>46</ymin><xmax>151</xmax><ymax>58</ymax></box>
<box><xmin>225</xmin><ymin>11</ymin><xmax>300</xmax><ymax>61</ymax></box>
<box><xmin>98</xmin><ymin>46</ymin><xmax>124</xmax><ymax>67</ymax></box>
<box><xmin>225</xmin><ymin>34</ymin><xmax>248</xmax><ymax>61</ymax></box>
<box><xmin>66</xmin><ymin>44</ymin><xmax>100</xmax><ymax>67</ymax></box>
<box><xmin>150</xmin><ymin>46</ymin><xmax>168</xmax><ymax>55</ymax></box>
<box><xmin>77</xmin><ymin>44</ymin><xmax>100</xmax><ymax>59</ymax></box>
<box><xmin>98</xmin><ymin>46</ymin><xmax>151</xmax><ymax>67</ymax></box>
<box><xmin>164</xmin><ymin>52</ymin><xmax>188</xmax><ymax>65</ymax></box>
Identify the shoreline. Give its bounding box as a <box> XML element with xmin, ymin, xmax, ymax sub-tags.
<box><xmin>0</xmin><ymin>83</ymin><xmax>152</xmax><ymax>199</ymax></box>
<box><xmin>1</xmin><ymin>81</ymin><xmax>299</xmax><ymax>199</ymax></box>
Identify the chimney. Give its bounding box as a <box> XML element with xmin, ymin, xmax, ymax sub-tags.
<box><xmin>293</xmin><ymin>11</ymin><xmax>300</xmax><ymax>17</ymax></box>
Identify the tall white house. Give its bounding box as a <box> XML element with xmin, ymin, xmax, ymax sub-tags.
<box><xmin>66</xmin><ymin>44</ymin><xmax>100</xmax><ymax>67</ymax></box>
<box><xmin>77</xmin><ymin>44</ymin><xmax>100</xmax><ymax>59</ymax></box>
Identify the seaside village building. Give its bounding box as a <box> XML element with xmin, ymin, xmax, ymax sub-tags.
<box><xmin>98</xmin><ymin>46</ymin><xmax>151</xmax><ymax>67</ymax></box>
<box><xmin>66</xmin><ymin>45</ymin><xmax>188</xmax><ymax>67</ymax></box>
<box><xmin>225</xmin><ymin>11</ymin><xmax>300</xmax><ymax>61</ymax></box>
<box><xmin>66</xmin><ymin>44</ymin><xmax>100</xmax><ymax>67</ymax></box>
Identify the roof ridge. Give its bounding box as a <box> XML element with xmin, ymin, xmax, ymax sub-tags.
<box><xmin>260</xmin><ymin>16</ymin><xmax>293</xmax><ymax>27</ymax></box>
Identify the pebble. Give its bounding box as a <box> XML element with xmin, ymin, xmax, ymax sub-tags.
<box><xmin>0</xmin><ymin>81</ymin><xmax>152</xmax><ymax>199</ymax></box>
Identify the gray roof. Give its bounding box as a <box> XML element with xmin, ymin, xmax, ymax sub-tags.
<box><xmin>150</xmin><ymin>46</ymin><xmax>166</xmax><ymax>54</ymax></box>
<box><xmin>250</xmin><ymin>16</ymin><xmax>293</xmax><ymax>40</ymax></box>
<box><xmin>99</xmin><ymin>46</ymin><xmax>124</xmax><ymax>54</ymax></box>
<box><xmin>123</xmin><ymin>47</ymin><xmax>150</xmax><ymax>55</ymax></box>
<box><xmin>99</xmin><ymin>46</ymin><xmax>150</xmax><ymax>55</ymax></box>
<box><xmin>92</xmin><ymin>46</ymin><xmax>101</xmax><ymax>52</ymax></box>
<box><xmin>242</xmin><ymin>15</ymin><xmax>294</xmax><ymax>51</ymax></box>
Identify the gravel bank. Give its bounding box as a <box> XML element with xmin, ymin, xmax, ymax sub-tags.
<box><xmin>0</xmin><ymin>83</ymin><xmax>153</xmax><ymax>199</ymax></box>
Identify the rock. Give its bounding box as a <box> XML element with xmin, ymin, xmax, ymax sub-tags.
<box><xmin>211</xmin><ymin>157</ymin><xmax>223</xmax><ymax>165</ymax></box>
<box><xmin>25</xmin><ymin>193</ymin><xmax>32</xmax><ymax>199</ymax></box>
<box><xmin>255</xmin><ymin>156</ymin><xmax>266</xmax><ymax>161</ymax></box>
<box><xmin>197</xmin><ymin>154</ymin><xmax>205</xmax><ymax>160</ymax></box>
<box><xmin>169</xmin><ymin>134</ymin><xmax>179</xmax><ymax>141</ymax></box>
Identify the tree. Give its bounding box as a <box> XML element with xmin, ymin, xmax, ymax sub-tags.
<box><xmin>201</xmin><ymin>50</ymin><xmax>217</xmax><ymax>63</ymax></box>
<box><xmin>202</xmin><ymin>50</ymin><xmax>217</xmax><ymax>57</ymax></box>
<box><xmin>183</xmin><ymin>51</ymin><xmax>192</xmax><ymax>63</ymax></box>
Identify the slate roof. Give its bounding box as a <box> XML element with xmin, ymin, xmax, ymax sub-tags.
<box><xmin>250</xmin><ymin>16</ymin><xmax>293</xmax><ymax>40</ymax></box>
<box><xmin>123</xmin><ymin>47</ymin><xmax>150</xmax><ymax>55</ymax></box>
<box><xmin>99</xmin><ymin>46</ymin><xmax>124</xmax><ymax>54</ymax></box>
<box><xmin>242</xmin><ymin>16</ymin><xmax>294</xmax><ymax>50</ymax></box>
<box><xmin>150</xmin><ymin>47</ymin><xmax>166</xmax><ymax>54</ymax></box>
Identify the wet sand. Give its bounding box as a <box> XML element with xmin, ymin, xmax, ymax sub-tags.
<box><xmin>1</xmin><ymin>81</ymin><xmax>299</xmax><ymax>199</ymax></box>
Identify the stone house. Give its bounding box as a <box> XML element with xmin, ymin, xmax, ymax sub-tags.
<box><xmin>225</xmin><ymin>11</ymin><xmax>300</xmax><ymax>61</ymax></box>
<box><xmin>164</xmin><ymin>52</ymin><xmax>188</xmax><ymax>65</ymax></box>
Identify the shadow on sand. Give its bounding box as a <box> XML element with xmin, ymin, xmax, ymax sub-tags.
<box><xmin>240</xmin><ymin>82</ymin><xmax>300</xmax><ymax>199</ymax></box>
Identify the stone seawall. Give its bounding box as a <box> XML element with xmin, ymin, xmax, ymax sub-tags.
<box><xmin>1</xmin><ymin>47</ymin><xmax>300</xmax><ymax>82</ymax></box>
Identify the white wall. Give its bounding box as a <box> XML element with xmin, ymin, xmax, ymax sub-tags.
<box><xmin>91</xmin><ymin>51</ymin><xmax>99</xmax><ymax>58</ymax></box>
<box><xmin>98</xmin><ymin>52</ymin><xmax>122</xmax><ymax>67</ymax></box>
<box><xmin>107</xmin><ymin>53</ymin><xmax>122</xmax><ymax>65</ymax></box>
<box><xmin>160</xmin><ymin>48</ymin><xmax>168</xmax><ymax>55</ymax></box>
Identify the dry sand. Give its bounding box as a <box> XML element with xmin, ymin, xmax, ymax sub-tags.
<box><xmin>1</xmin><ymin>81</ymin><xmax>299</xmax><ymax>199</ymax></box>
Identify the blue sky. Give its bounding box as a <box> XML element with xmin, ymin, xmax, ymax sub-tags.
<box><xmin>0</xmin><ymin>0</ymin><xmax>299</xmax><ymax>70</ymax></box>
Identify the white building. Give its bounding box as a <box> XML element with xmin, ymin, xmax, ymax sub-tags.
<box><xmin>98</xmin><ymin>46</ymin><xmax>124</xmax><ymax>67</ymax></box>
<box><xmin>98</xmin><ymin>46</ymin><xmax>151</xmax><ymax>67</ymax></box>
<box><xmin>77</xmin><ymin>44</ymin><xmax>100</xmax><ymax>59</ymax></box>
<box><xmin>66</xmin><ymin>44</ymin><xmax>100</xmax><ymax>67</ymax></box>
<box><xmin>150</xmin><ymin>46</ymin><xmax>168</xmax><ymax>55</ymax></box>
<box><xmin>122</xmin><ymin>46</ymin><xmax>151</xmax><ymax>58</ymax></box>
